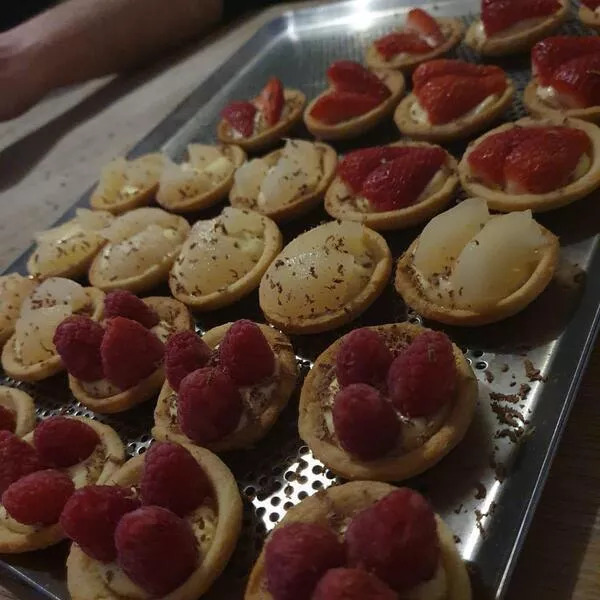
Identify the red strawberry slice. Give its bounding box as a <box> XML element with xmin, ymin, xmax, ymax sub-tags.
<box><xmin>582</xmin><ymin>0</ymin><xmax>600</xmax><ymax>9</ymax></box>
<box><xmin>405</xmin><ymin>8</ymin><xmax>445</xmax><ymax>47</ymax></box>
<box><xmin>221</xmin><ymin>101</ymin><xmax>257</xmax><ymax>137</ymax></box>
<box><xmin>254</xmin><ymin>77</ymin><xmax>284</xmax><ymax>127</ymax></box>
<box><xmin>309</xmin><ymin>91</ymin><xmax>384</xmax><ymax>125</ymax></box>
<box><xmin>362</xmin><ymin>147</ymin><xmax>447</xmax><ymax>211</ymax></box>
<box><xmin>532</xmin><ymin>36</ymin><xmax>600</xmax><ymax>86</ymax></box>
<box><xmin>550</xmin><ymin>53</ymin><xmax>600</xmax><ymax>109</ymax></box>
<box><xmin>412</xmin><ymin>59</ymin><xmax>506</xmax><ymax>92</ymax></box>
<box><xmin>482</xmin><ymin>0</ymin><xmax>561</xmax><ymax>37</ymax></box>
<box><xmin>374</xmin><ymin>32</ymin><xmax>432</xmax><ymax>59</ymax></box>
<box><xmin>326</xmin><ymin>61</ymin><xmax>391</xmax><ymax>101</ymax></box>
<box><xmin>337</xmin><ymin>146</ymin><xmax>414</xmax><ymax>192</ymax></box>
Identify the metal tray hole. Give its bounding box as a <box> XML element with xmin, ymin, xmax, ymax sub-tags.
<box><xmin>298</xmin><ymin>491</ymin><xmax>308</xmax><ymax>500</ymax></box>
<box><xmin>269</xmin><ymin>512</ymin><xmax>279</xmax><ymax>522</ymax></box>
<box><xmin>270</xmin><ymin>497</ymin><xmax>280</xmax><ymax>507</ymax></box>
<box><xmin>244</xmin><ymin>486</ymin><xmax>256</xmax><ymax>499</ymax></box>
<box><xmin>472</xmin><ymin>350</ymin><xmax>484</xmax><ymax>358</ymax></box>
<box><xmin>475</xmin><ymin>361</ymin><xmax>488</xmax><ymax>370</ymax></box>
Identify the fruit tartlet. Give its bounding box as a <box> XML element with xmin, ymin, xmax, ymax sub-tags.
<box><xmin>394</xmin><ymin>198</ymin><xmax>559</xmax><ymax>326</ymax></box>
<box><xmin>580</xmin><ymin>0</ymin><xmax>600</xmax><ymax>30</ymax></box>
<box><xmin>259</xmin><ymin>220</ymin><xmax>392</xmax><ymax>334</ymax></box>
<box><xmin>1</xmin><ymin>278</ymin><xmax>104</xmax><ymax>382</ymax></box>
<box><xmin>245</xmin><ymin>482</ymin><xmax>471</xmax><ymax>600</ymax></box>
<box><xmin>299</xmin><ymin>324</ymin><xmax>477</xmax><ymax>481</ymax></box>
<box><xmin>304</xmin><ymin>60</ymin><xmax>405</xmax><ymax>141</ymax></box>
<box><xmin>0</xmin><ymin>387</ymin><xmax>36</xmax><ymax>437</ymax></box>
<box><xmin>156</xmin><ymin>144</ymin><xmax>246</xmax><ymax>213</ymax></box>
<box><xmin>88</xmin><ymin>207</ymin><xmax>190</xmax><ymax>294</ymax></box>
<box><xmin>366</xmin><ymin>7</ymin><xmax>464</xmax><ymax>72</ymax></box>
<box><xmin>394</xmin><ymin>59</ymin><xmax>515</xmax><ymax>142</ymax></box>
<box><xmin>218</xmin><ymin>77</ymin><xmax>306</xmax><ymax>153</ymax></box>
<box><xmin>55</xmin><ymin>291</ymin><xmax>193</xmax><ymax>414</ymax></box>
<box><xmin>90</xmin><ymin>153</ymin><xmax>165</xmax><ymax>215</ymax></box>
<box><xmin>27</xmin><ymin>209</ymin><xmax>114</xmax><ymax>279</ymax></box>
<box><xmin>64</xmin><ymin>441</ymin><xmax>242</xmax><ymax>600</ymax></box>
<box><xmin>524</xmin><ymin>36</ymin><xmax>600</xmax><ymax>123</ymax></box>
<box><xmin>169</xmin><ymin>207</ymin><xmax>282</xmax><ymax>311</ymax></box>
<box><xmin>0</xmin><ymin>415</ymin><xmax>124</xmax><ymax>553</ymax></box>
<box><xmin>153</xmin><ymin>320</ymin><xmax>298</xmax><ymax>452</ymax></box>
<box><xmin>465</xmin><ymin>0</ymin><xmax>568</xmax><ymax>57</ymax></box>
<box><xmin>229</xmin><ymin>139</ymin><xmax>337</xmax><ymax>222</ymax></box>
<box><xmin>324</xmin><ymin>142</ymin><xmax>459</xmax><ymax>230</ymax></box>
<box><xmin>458</xmin><ymin>117</ymin><xmax>600</xmax><ymax>212</ymax></box>
<box><xmin>0</xmin><ymin>274</ymin><xmax>37</xmax><ymax>346</ymax></box>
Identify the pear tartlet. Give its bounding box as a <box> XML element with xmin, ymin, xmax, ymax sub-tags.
<box><xmin>465</xmin><ymin>0</ymin><xmax>569</xmax><ymax>57</ymax></box>
<box><xmin>154</xmin><ymin>320</ymin><xmax>298</xmax><ymax>452</ymax></box>
<box><xmin>90</xmin><ymin>153</ymin><xmax>165</xmax><ymax>215</ymax></box>
<box><xmin>324</xmin><ymin>142</ymin><xmax>459</xmax><ymax>230</ymax></box>
<box><xmin>458</xmin><ymin>117</ymin><xmax>600</xmax><ymax>212</ymax></box>
<box><xmin>27</xmin><ymin>209</ymin><xmax>114</xmax><ymax>279</ymax></box>
<box><xmin>169</xmin><ymin>207</ymin><xmax>282</xmax><ymax>311</ymax></box>
<box><xmin>299</xmin><ymin>323</ymin><xmax>477</xmax><ymax>481</ymax></box>
<box><xmin>66</xmin><ymin>442</ymin><xmax>243</xmax><ymax>600</ymax></box>
<box><xmin>0</xmin><ymin>416</ymin><xmax>125</xmax><ymax>553</ymax></box>
<box><xmin>229</xmin><ymin>139</ymin><xmax>337</xmax><ymax>222</ymax></box>
<box><xmin>65</xmin><ymin>294</ymin><xmax>193</xmax><ymax>414</ymax></box>
<box><xmin>394</xmin><ymin>198</ymin><xmax>560</xmax><ymax>326</ymax></box>
<box><xmin>0</xmin><ymin>386</ymin><xmax>36</xmax><ymax>437</ymax></box>
<box><xmin>245</xmin><ymin>481</ymin><xmax>471</xmax><ymax>600</ymax></box>
<box><xmin>1</xmin><ymin>278</ymin><xmax>104</xmax><ymax>382</ymax></box>
<box><xmin>88</xmin><ymin>207</ymin><xmax>190</xmax><ymax>294</ymax></box>
<box><xmin>0</xmin><ymin>274</ymin><xmax>37</xmax><ymax>346</ymax></box>
<box><xmin>259</xmin><ymin>220</ymin><xmax>392</xmax><ymax>334</ymax></box>
<box><xmin>156</xmin><ymin>144</ymin><xmax>246</xmax><ymax>213</ymax></box>
<box><xmin>580</xmin><ymin>1</ymin><xmax>600</xmax><ymax>30</ymax></box>
<box><xmin>218</xmin><ymin>77</ymin><xmax>306</xmax><ymax>153</ymax></box>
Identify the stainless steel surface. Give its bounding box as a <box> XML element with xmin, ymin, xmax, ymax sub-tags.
<box><xmin>1</xmin><ymin>1</ymin><xmax>599</xmax><ymax>598</ymax></box>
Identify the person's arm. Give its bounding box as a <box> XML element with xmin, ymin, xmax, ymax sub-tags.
<box><xmin>0</xmin><ymin>0</ymin><xmax>223</xmax><ymax>121</ymax></box>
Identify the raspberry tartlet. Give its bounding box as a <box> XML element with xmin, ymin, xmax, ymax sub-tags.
<box><xmin>524</xmin><ymin>36</ymin><xmax>600</xmax><ymax>123</ymax></box>
<box><xmin>465</xmin><ymin>0</ymin><xmax>568</xmax><ymax>57</ymax></box>
<box><xmin>259</xmin><ymin>220</ymin><xmax>392</xmax><ymax>334</ymax></box>
<box><xmin>299</xmin><ymin>324</ymin><xmax>477</xmax><ymax>481</ymax></box>
<box><xmin>366</xmin><ymin>8</ymin><xmax>464</xmax><ymax>72</ymax></box>
<box><xmin>229</xmin><ymin>139</ymin><xmax>337</xmax><ymax>222</ymax></box>
<box><xmin>88</xmin><ymin>207</ymin><xmax>190</xmax><ymax>294</ymax></box>
<box><xmin>1</xmin><ymin>278</ymin><xmax>104</xmax><ymax>382</ymax></box>
<box><xmin>56</xmin><ymin>291</ymin><xmax>193</xmax><ymax>414</ymax></box>
<box><xmin>458</xmin><ymin>117</ymin><xmax>600</xmax><ymax>212</ymax></box>
<box><xmin>580</xmin><ymin>0</ymin><xmax>600</xmax><ymax>30</ymax></box>
<box><xmin>65</xmin><ymin>441</ymin><xmax>242</xmax><ymax>600</ymax></box>
<box><xmin>245</xmin><ymin>482</ymin><xmax>471</xmax><ymax>600</ymax></box>
<box><xmin>0</xmin><ymin>416</ymin><xmax>124</xmax><ymax>553</ymax></box>
<box><xmin>218</xmin><ymin>77</ymin><xmax>306</xmax><ymax>153</ymax></box>
<box><xmin>394</xmin><ymin>198</ymin><xmax>559</xmax><ymax>326</ymax></box>
<box><xmin>0</xmin><ymin>274</ymin><xmax>37</xmax><ymax>346</ymax></box>
<box><xmin>0</xmin><ymin>387</ymin><xmax>36</xmax><ymax>437</ymax></box>
<box><xmin>304</xmin><ymin>61</ymin><xmax>405</xmax><ymax>141</ymax></box>
<box><xmin>324</xmin><ymin>142</ymin><xmax>459</xmax><ymax>230</ymax></box>
<box><xmin>153</xmin><ymin>320</ymin><xmax>298</xmax><ymax>451</ymax></box>
<box><xmin>170</xmin><ymin>207</ymin><xmax>282</xmax><ymax>311</ymax></box>
<box><xmin>156</xmin><ymin>144</ymin><xmax>246</xmax><ymax>213</ymax></box>
<box><xmin>394</xmin><ymin>59</ymin><xmax>515</xmax><ymax>142</ymax></box>
<box><xmin>90</xmin><ymin>153</ymin><xmax>165</xmax><ymax>215</ymax></box>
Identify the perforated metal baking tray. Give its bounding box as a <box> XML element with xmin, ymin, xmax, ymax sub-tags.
<box><xmin>2</xmin><ymin>1</ymin><xmax>599</xmax><ymax>598</ymax></box>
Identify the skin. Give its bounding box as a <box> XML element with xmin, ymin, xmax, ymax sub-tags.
<box><xmin>0</xmin><ymin>0</ymin><xmax>223</xmax><ymax>121</ymax></box>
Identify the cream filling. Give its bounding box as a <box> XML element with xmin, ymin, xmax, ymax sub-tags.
<box><xmin>410</xmin><ymin>94</ymin><xmax>499</xmax><ymax>125</ymax></box>
<box><xmin>536</xmin><ymin>84</ymin><xmax>562</xmax><ymax>108</ymax></box>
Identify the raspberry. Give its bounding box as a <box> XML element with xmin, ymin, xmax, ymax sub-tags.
<box><xmin>387</xmin><ymin>331</ymin><xmax>457</xmax><ymax>418</ymax></box>
<box><xmin>34</xmin><ymin>417</ymin><xmax>100</xmax><ymax>468</ymax></box>
<box><xmin>345</xmin><ymin>488</ymin><xmax>439</xmax><ymax>591</ymax></box>
<box><xmin>312</xmin><ymin>568</ymin><xmax>397</xmax><ymax>600</ymax></box>
<box><xmin>165</xmin><ymin>331</ymin><xmax>211</xmax><ymax>392</ymax></box>
<box><xmin>332</xmin><ymin>384</ymin><xmax>400</xmax><ymax>460</ymax></box>
<box><xmin>0</xmin><ymin>431</ymin><xmax>43</xmax><ymax>495</ymax></box>
<box><xmin>177</xmin><ymin>367</ymin><xmax>243</xmax><ymax>445</ymax></box>
<box><xmin>265</xmin><ymin>523</ymin><xmax>345</xmax><ymax>600</ymax></box>
<box><xmin>2</xmin><ymin>469</ymin><xmax>74</xmax><ymax>525</ymax></box>
<box><xmin>140</xmin><ymin>442</ymin><xmax>210</xmax><ymax>516</ymax></box>
<box><xmin>60</xmin><ymin>485</ymin><xmax>141</xmax><ymax>562</ymax></box>
<box><xmin>115</xmin><ymin>506</ymin><xmax>198</xmax><ymax>596</ymax></box>
<box><xmin>218</xmin><ymin>320</ymin><xmax>275</xmax><ymax>386</ymax></box>
<box><xmin>104</xmin><ymin>291</ymin><xmax>160</xmax><ymax>329</ymax></box>
<box><xmin>53</xmin><ymin>315</ymin><xmax>105</xmax><ymax>382</ymax></box>
<box><xmin>0</xmin><ymin>405</ymin><xmax>16</xmax><ymax>433</ymax></box>
<box><xmin>336</xmin><ymin>328</ymin><xmax>393</xmax><ymax>388</ymax></box>
<box><xmin>101</xmin><ymin>317</ymin><xmax>165</xmax><ymax>390</ymax></box>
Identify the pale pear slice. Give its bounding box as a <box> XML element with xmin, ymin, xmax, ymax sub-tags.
<box><xmin>20</xmin><ymin>277</ymin><xmax>88</xmax><ymax>316</ymax></box>
<box><xmin>0</xmin><ymin>275</ymin><xmax>37</xmax><ymax>345</ymax></box>
<box><xmin>232</xmin><ymin>159</ymin><xmax>270</xmax><ymax>201</ymax></box>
